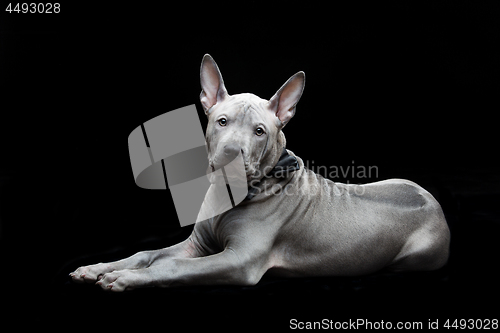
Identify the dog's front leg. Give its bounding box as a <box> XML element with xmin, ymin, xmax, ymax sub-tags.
<box><xmin>96</xmin><ymin>248</ymin><xmax>267</xmax><ymax>292</ymax></box>
<box><xmin>70</xmin><ymin>238</ymin><xmax>193</xmax><ymax>284</ymax></box>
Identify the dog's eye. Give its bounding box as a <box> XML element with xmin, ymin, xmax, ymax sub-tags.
<box><xmin>255</xmin><ymin>127</ymin><xmax>264</xmax><ymax>136</ymax></box>
<box><xmin>218</xmin><ymin>118</ymin><xmax>227</xmax><ymax>126</ymax></box>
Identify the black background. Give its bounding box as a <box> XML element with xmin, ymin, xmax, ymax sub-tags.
<box><xmin>1</xmin><ymin>1</ymin><xmax>499</xmax><ymax>330</ymax></box>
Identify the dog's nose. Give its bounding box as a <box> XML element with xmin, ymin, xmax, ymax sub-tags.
<box><xmin>214</xmin><ymin>143</ymin><xmax>243</xmax><ymax>170</ymax></box>
<box><xmin>223</xmin><ymin>143</ymin><xmax>241</xmax><ymax>159</ymax></box>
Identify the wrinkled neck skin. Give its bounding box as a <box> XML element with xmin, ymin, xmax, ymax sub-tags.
<box><xmin>250</xmin><ymin>130</ymin><xmax>286</xmax><ymax>187</ymax></box>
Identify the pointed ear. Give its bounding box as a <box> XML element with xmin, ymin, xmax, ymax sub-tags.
<box><xmin>200</xmin><ymin>54</ymin><xmax>229</xmax><ymax>115</ymax></box>
<box><xmin>268</xmin><ymin>71</ymin><xmax>305</xmax><ymax>128</ymax></box>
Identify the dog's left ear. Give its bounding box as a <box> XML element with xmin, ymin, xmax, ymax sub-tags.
<box><xmin>200</xmin><ymin>54</ymin><xmax>229</xmax><ymax>115</ymax></box>
<box><xmin>268</xmin><ymin>71</ymin><xmax>305</xmax><ymax>128</ymax></box>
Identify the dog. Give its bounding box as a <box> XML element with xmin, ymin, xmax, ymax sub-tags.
<box><xmin>70</xmin><ymin>54</ymin><xmax>450</xmax><ymax>292</ymax></box>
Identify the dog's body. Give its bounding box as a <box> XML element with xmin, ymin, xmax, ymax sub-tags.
<box><xmin>71</xmin><ymin>55</ymin><xmax>450</xmax><ymax>291</ymax></box>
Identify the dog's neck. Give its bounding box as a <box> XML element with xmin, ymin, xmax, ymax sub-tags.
<box><xmin>245</xmin><ymin>131</ymin><xmax>302</xmax><ymax>201</ymax></box>
<box><xmin>247</xmin><ymin>130</ymin><xmax>286</xmax><ymax>189</ymax></box>
<box><xmin>258</xmin><ymin>131</ymin><xmax>286</xmax><ymax>180</ymax></box>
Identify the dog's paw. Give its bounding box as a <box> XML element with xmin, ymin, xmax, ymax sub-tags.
<box><xmin>95</xmin><ymin>270</ymin><xmax>136</xmax><ymax>292</ymax></box>
<box><xmin>69</xmin><ymin>263</ymin><xmax>114</xmax><ymax>284</ymax></box>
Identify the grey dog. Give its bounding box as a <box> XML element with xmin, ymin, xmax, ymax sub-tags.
<box><xmin>70</xmin><ymin>55</ymin><xmax>450</xmax><ymax>292</ymax></box>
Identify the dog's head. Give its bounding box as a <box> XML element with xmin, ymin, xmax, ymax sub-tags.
<box><xmin>200</xmin><ymin>54</ymin><xmax>305</xmax><ymax>183</ymax></box>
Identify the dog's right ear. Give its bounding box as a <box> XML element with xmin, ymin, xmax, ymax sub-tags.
<box><xmin>200</xmin><ymin>54</ymin><xmax>228</xmax><ymax>115</ymax></box>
